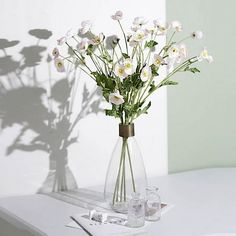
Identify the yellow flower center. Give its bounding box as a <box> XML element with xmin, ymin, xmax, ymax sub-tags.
<box><xmin>155</xmin><ymin>58</ymin><xmax>161</xmax><ymax>65</ymax></box>
<box><xmin>125</xmin><ymin>63</ymin><xmax>131</xmax><ymax>69</ymax></box>
<box><xmin>118</xmin><ymin>68</ymin><xmax>125</xmax><ymax>74</ymax></box>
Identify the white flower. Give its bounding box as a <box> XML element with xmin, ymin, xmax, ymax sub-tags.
<box><xmin>52</xmin><ymin>48</ymin><xmax>59</xmax><ymax>58</ymax></box>
<box><xmin>176</xmin><ymin>44</ymin><xmax>187</xmax><ymax>63</ymax></box>
<box><xmin>133</xmin><ymin>17</ymin><xmax>148</xmax><ymax>26</ymax></box>
<box><xmin>147</xmin><ymin>26</ymin><xmax>157</xmax><ymax>35</ymax></box>
<box><xmin>109</xmin><ymin>91</ymin><xmax>124</xmax><ymax>105</ymax></box>
<box><xmin>153</xmin><ymin>19</ymin><xmax>170</xmax><ymax>35</ymax></box>
<box><xmin>77</xmin><ymin>39</ymin><xmax>88</xmax><ymax>54</ymax></box>
<box><xmin>168</xmin><ymin>44</ymin><xmax>180</xmax><ymax>58</ymax></box>
<box><xmin>153</xmin><ymin>54</ymin><xmax>165</xmax><ymax>66</ymax></box>
<box><xmin>124</xmin><ymin>58</ymin><xmax>134</xmax><ymax>75</ymax></box>
<box><xmin>54</xmin><ymin>58</ymin><xmax>65</xmax><ymax>72</ymax></box>
<box><xmin>131</xmin><ymin>25</ymin><xmax>141</xmax><ymax>32</ymax></box>
<box><xmin>129</xmin><ymin>39</ymin><xmax>138</xmax><ymax>47</ymax></box>
<box><xmin>198</xmin><ymin>48</ymin><xmax>213</xmax><ymax>63</ymax></box>
<box><xmin>191</xmin><ymin>30</ymin><xmax>203</xmax><ymax>39</ymax></box>
<box><xmin>132</xmin><ymin>29</ymin><xmax>147</xmax><ymax>42</ymax></box>
<box><xmin>140</xmin><ymin>66</ymin><xmax>152</xmax><ymax>82</ymax></box>
<box><xmin>111</xmin><ymin>10</ymin><xmax>123</xmax><ymax>21</ymax></box>
<box><xmin>115</xmin><ymin>64</ymin><xmax>127</xmax><ymax>79</ymax></box>
<box><xmin>79</xmin><ymin>20</ymin><xmax>92</xmax><ymax>34</ymax></box>
<box><xmin>171</xmin><ymin>21</ymin><xmax>182</xmax><ymax>32</ymax></box>
<box><xmin>57</xmin><ymin>36</ymin><xmax>66</xmax><ymax>46</ymax></box>
<box><xmin>90</xmin><ymin>33</ymin><xmax>105</xmax><ymax>45</ymax></box>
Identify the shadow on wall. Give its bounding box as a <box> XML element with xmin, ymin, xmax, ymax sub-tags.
<box><xmin>0</xmin><ymin>29</ymin><xmax>103</xmax><ymax>193</ymax></box>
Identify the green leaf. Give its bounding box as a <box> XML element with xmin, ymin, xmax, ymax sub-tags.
<box><xmin>150</xmin><ymin>64</ymin><xmax>159</xmax><ymax>76</ymax></box>
<box><xmin>91</xmin><ymin>72</ymin><xmax>116</xmax><ymax>91</ymax></box>
<box><xmin>86</xmin><ymin>44</ymin><xmax>95</xmax><ymax>56</ymax></box>
<box><xmin>184</xmin><ymin>66</ymin><xmax>200</xmax><ymax>73</ymax></box>
<box><xmin>122</xmin><ymin>53</ymin><xmax>129</xmax><ymax>59</ymax></box>
<box><xmin>161</xmin><ymin>80</ymin><xmax>178</xmax><ymax>86</ymax></box>
<box><xmin>148</xmin><ymin>82</ymin><xmax>157</xmax><ymax>93</ymax></box>
<box><xmin>145</xmin><ymin>40</ymin><xmax>158</xmax><ymax>49</ymax></box>
<box><xmin>137</xmin><ymin>101</ymin><xmax>152</xmax><ymax>116</ymax></box>
<box><xmin>105</xmin><ymin>105</ymin><xmax>120</xmax><ymax>118</ymax></box>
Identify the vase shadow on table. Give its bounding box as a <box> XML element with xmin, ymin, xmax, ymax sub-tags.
<box><xmin>0</xmin><ymin>29</ymin><xmax>103</xmax><ymax>195</ymax></box>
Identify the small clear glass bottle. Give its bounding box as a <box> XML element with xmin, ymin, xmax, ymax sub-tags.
<box><xmin>127</xmin><ymin>192</ymin><xmax>145</xmax><ymax>228</ymax></box>
<box><xmin>145</xmin><ymin>186</ymin><xmax>161</xmax><ymax>221</ymax></box>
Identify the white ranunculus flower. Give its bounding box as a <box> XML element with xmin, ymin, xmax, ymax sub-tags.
<box><xmin>168</xmin><ymin>44</ymin><xmax>180</xmax><ymax>59</ymax></box>
<box><xmin>79</xmin><ymin>20</ymin><xmax>92</xmax><ymax>34</ymax></box>
<box><xmin>132</xmin><ymin>29</ymin><xmax>147</xmax><ymax>42</ymax></box>
<box><xmin>115</xmin><ymin>64</ymin><xmax>127</xmax><ymax>79</ymax></box>
<box><xmin>77</xmin><ymin>39</ymin><xmax>88</xmax><ymax>54</ymax></box>
<box><xmin>140</xmin><ymin>66</ymin><xmax>152</xmax><ymax>82</ymax></box>
<box><xmin>111</xmin><ymin>10</ymin><xmax>123</xmax><ymax>21</ymax></box>
<box><xmin>153</xmin><ymin>19</ymin><xmax>170</xmax><ymax>35</ymax></box>
<box><xmin>133</xmin><ymin>17</ymin><xmax>148</xmax><ymax>26</ymax></box>
<box><xmin>109</xmin><ymin>91</ymin><xmax>124</xmax><ymax>105</ymax></box>
<box><xmin>147</xmin><ymin>26</ymin><xmax>157</xmax><ymax>35</ymax></box>
<box><xmin>171</xmin><ymin>21</ymin><xmax>182</xmax><ymax>32</ymax></box>
<box><xmin>90</xmin><ymin>33</ymin><xmax>105</xmax><ymax>45</ymax></box>
<box><xmin>129</xmin><ymin>39</ymin><xmax>138</xmax><ymax>47</ymax></box>
<box><xmin>198</xmin><ymin>48</ymin><xmax>213</xmax><ymax>63</ymax></box>
<box><xmin>191</xmin><ymin>30</ymin><xmax>203</xmax><ymax>39</ymax></box>
<box><xmin>124</xmin><ymin>58</ymin><xmax>134</xmax><ymax>75</ymax></box>
<box><xmin>153</xmin><ymin>54</ymin><xmax>165</xmax><ymax>66</ymax></box>
<box><xmin>131</xmin><ymin>24</ymin><xmax>141</xmax><ymax>32</ymax></box>
<box><xmin>176</xmin><ymin>44</ymin><xmax>187</xmax><ymax>63</ymax></box>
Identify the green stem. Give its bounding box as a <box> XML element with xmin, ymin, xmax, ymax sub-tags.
<box><xmin>126</xmin><ymin>141</ymin><xmax>136</xmax><ymax>193</ymax></box>
<box><xmin>112</xmin><ymin>138</ymin><xmax>126</xmax><ymax>204</ymax></box>
<box><xmin>118</xmin><ymin>20</ymin><xmax>129</xmax><ymax>54</ymax></box>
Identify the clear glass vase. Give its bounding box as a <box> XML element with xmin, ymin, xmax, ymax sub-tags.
<box><xmin>104</xmin><ymin>123</ymin><xmax>147</xmax><ymax>213</ymax></box>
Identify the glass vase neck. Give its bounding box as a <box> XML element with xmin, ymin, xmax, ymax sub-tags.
<box><xmin>119</xmin><ymin>123</ymin><xmax>135</xmax><ymax>138</ymax></box>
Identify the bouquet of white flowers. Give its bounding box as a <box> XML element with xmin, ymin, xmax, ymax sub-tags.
<box><xmin>53</xmin><ymin>10</ymin><xmax>212</xmax><ymax>212</ymax></box>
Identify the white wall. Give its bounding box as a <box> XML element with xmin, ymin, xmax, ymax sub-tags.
<box><xmin>0</xmin><ymin>0</ymin><xmax>167</xmax><ymax>197</ymax></box>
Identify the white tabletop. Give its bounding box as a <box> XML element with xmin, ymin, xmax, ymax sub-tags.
<box><xmin>0</xmin><ymin>168</ymin><xmax>236</xmax><ymax>236</ymax></box>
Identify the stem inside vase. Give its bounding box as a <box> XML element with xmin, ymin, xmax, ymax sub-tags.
<box><xmin>112</xmin><ymin>137</ymin><xmax>136</xmax><ymax>206</ymax></box>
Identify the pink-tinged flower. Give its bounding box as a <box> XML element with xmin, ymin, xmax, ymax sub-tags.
<box><xmin>133</xmin><ymin>17</ymin><xmax>148</xmax><ymax>26</ymax></box>
<box><xmin>109</xmin><ymin>91</ymin><xmax>124</xmax><ymax>105</ymax></box>
<box><xmin>191</xmin><ymin>30</ymin><xmax>203</xmax><ymax>39</ymax></box>
<box><xmin>54</xmin><ymin>58</ymin><xmax>65</xmax><ymax>72</ymax></box>
<box><xmin>111</xmin><ymin>10</ymin><xmax>123</xmax><ymax>21</ymax></box>
<box><xmin>57</xmin><ymin>36</ymin><xmax>66</xmax><ymax>46</ymax></box>
<box><xmin>77</xmin><ymin>39</ymin><xmax>88</xmax><ymax>54</ymax></box>
<box><xmin>153</xmin><ymin>19</ymin><xmax>170</xmax><ymax>35</ymax></box>
<box><xmin>131</xmin><ymin>24</ymin><xmax>141</xmax><ymax>32</ymax></box>
<box><xmin>90</xmin><ymin>33</ymin><xmax>105</xmax><ymax>45</ymax></box>
<box><xmin>171</xmin><ymin>21</ymin><xmax>182</xmax><ymax>32</ymax></box>
<box><xmin>79</xmin><ymin>20</ymin><xmax>92</xmax><ymax>34</ymax></box>
<box><xmin>153</xmin><ymin>54</ymin><xmax>165</xmax><ymax>66</ymax></box>
<box><xmin>140</xmin><ymin>66</ymin><xmax>152</xmax><ymax>82</ymax></box>
<box><xmin>52</xmin><ymin>48</ymin><xmax>59</xmax><ymax>58</ymax></box>
<box><xmin>179</xmin><ymin>44</ymin><xmax>187</xmax><ymax>58</ymax></box>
